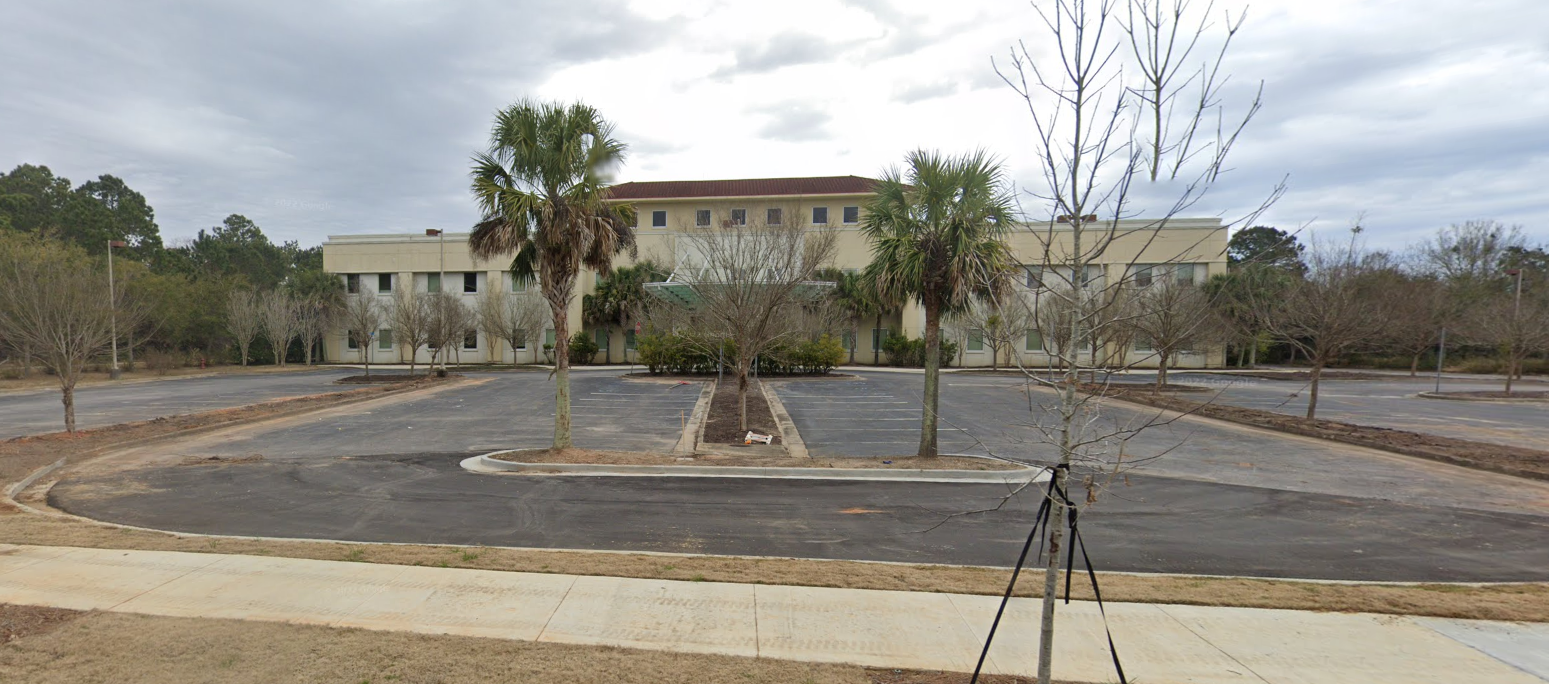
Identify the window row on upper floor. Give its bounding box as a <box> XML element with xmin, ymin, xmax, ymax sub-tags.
<box><xmin>343</xmin><ymin>272</ymin><xmax>537</xmax><ymax>295</ymax></box>
<box><xmin>1019</xmin><ymin>263</ymin><xmax>1208</xmax><ymax>290</ymax></box>
<box><xmin>643</xmin><ymin>205</ymin><xmax>861</xmax><ymax>229</ymax></box>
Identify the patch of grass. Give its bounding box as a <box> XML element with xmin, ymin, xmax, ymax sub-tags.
<box><xmin>343</xmin><ymin>548</ymin><xmax>367</xmax><ymax>562</ymax></box>
<box><xmin>459</xmin><ymin>550</ymin><xmax>480</xmax><ymax>563</ymax></box>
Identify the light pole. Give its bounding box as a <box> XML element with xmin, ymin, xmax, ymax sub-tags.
<box><xmin>107</xmin><ymin>239</ymin><xmax>127</xmax><ymax>380</ymax></box>
<box><xmin>425</xmin><ymin>229</ymin><xmax>446</xmax><ymax>373</ymax></box>
<box><xmin>1506</xmin><ymin>268</ymin><xmax>1524</xmax><ymax>389</ymax></box>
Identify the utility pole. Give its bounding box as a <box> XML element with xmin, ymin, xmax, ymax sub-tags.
<box><xmin>1433</xmin><ymin>328</ymin><xmax>1446</xmax><ymax>394</ymax></box>
<box><xmin>426</xmin><ymin>229</ymin><xmax>447</xmax><ymax>373</ymax></box>
<box><xmin>107</xmin><ymin>239</ymin><xmax>127</xmax><ymax>379</ymax></box>
<box><xmin>1507</xmin><ymin>268</ymin><xmax>1524</xmax><ymax>390</ymax></box>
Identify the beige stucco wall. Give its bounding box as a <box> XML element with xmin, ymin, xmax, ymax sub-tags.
<box><xmin>320</xmin><ymin>196</ymin><xmax>1228</xmax><ymax>368</ymax></box>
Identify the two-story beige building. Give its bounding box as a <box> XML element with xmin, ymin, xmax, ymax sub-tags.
<box><xmin>320</xmin><ymin>175</ymin><xmax>1228</xmax><ymax>368</ymax></box>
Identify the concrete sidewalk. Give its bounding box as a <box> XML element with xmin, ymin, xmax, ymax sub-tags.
<box><xmin>0</xmin><ymin>545</ymin><xmax>1544</xmax><ymax>683</ymax></box>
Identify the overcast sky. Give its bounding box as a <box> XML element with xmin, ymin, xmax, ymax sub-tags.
<box><xmin>3</xmin><ymin>0</ymin><xmax>1546</xmax><ymax>251</ymax></box>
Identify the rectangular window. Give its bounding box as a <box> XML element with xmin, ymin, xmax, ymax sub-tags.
<box><xmin>625</xmin><ymin>329</ymin><xmax>637</xmax><ymax>350</ymax></box>
<box><xmin>1134</xmin><ymin>265</ymin><xmax>1153</xmax><ymax>288</ymax></box>
<box><xmin>427</xmin><ymin>272</ymin><xmax>441</xmax><ymax>293</ymax></box>
<box><xmin>346</xmin><ymin>274</ymin><xmax>360</xmax><ymax>294</ymax></box>
<box><xmin>1082</xmin><ymin>264</ymin><xmax>1103</xmax><ymax>288</ymax></box>
<box><xmin>1174</xmin><ymin>263</ymin><xmax>1197</xmax><ymax>285</ymax></box>
<box><xmin>595</xmin><ymin>328</ymin><xmax>608</xmax><ymax>349</ymax></box>
<box><xmin>545</xmin><ymin>329</ymin><xmax>556</xmax><ymax>347</ymax></box>
<box><xmin>377</xmin><ymin>273</ymin><xmax>393</xmax><ymax>293</ymax></box>
<box><xmin>812</xmin><ymin>206</ymin><xmax>829</xmax><ymax>224</ymax></box>
<box><xmin>842</xmin><ymin>206</ymin><xmax>859</xmax><ymax>224</ymax></box>
<box><xmin>871</xmin><ymin>328</ymin><xmax>888</xmax><ymax>351</ymax></box>
<box><xmin>511</xmin><ymin>274</ymin><xmax>529</xmax><ymax>292</ymax></box>
<box><xmin>463</xmin><ymin>272</ymin><xmax>478</xmax><ymax>293</ymax></box>
<box><xmin>652</xmin><ymin>210</ymin><xmax>667</xmax><ymax>227</ymax></box>
<box><xmin>766</xmin><ymin>208</ymin><xmax>782</xmax><ymax>226</ymax></box>
<box><xmin>696</xmin><ymin>209</ymin><xmax>711</xmax><ymax>226</ymax></box>
<box><xmin>1135</xmin><ymin>336</ymin><xmax>1155</xmax><ymax>352</ymax></box>
<box><xmin>513</xmin><ymin>329</ymin><xmax>527</xmax><ymax>350</ymax></box>
<box><xmin>378</xmin><ymin>329</ymin><xmax>393</xmax><ymax>350</ymax></box>
<box><xmin>967</xmin><ymin>329</ymin><xmax>985</xmax><ymax>352</ymax></box>
<box><xmin>730</xmin><ymin>208</ymin><xmax>746</xmax><ymax>225</ymax></box>
<box><xmin>1024</xmin><ymin>265</ymin><xmax>1042</xmax><ymax>289</ymax></box>
<box><xmin>346</xmin><ymin>331</ymin><xmax>359</xmax><ymax>350</ymax></box>
<box><xmin>463</xmin><ymin>330</ymin><xmax>478</xmax><ymax>350</ymax></box>
<box><xmin>841</xmin><ymin>330</ymin><xmax>855</xmax><ymax>351</ymax></box>
<box><xmin>1025</xmin><ymin>329</ymin><xmax>1044</xmax><ymax>351</ymax></box>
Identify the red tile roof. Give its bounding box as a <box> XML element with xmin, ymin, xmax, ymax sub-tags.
<box><xmin>605</xmin><ymin>176</ymin><xmax>878</xmax><ymax>201</ymax></box>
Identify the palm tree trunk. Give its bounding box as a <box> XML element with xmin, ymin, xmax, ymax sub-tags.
<box><xmin>873</xmin><ymin>313</ymin><xmax>882</xmax><ymax>365</ymax></box>
<box><xmin>918</xmin><ymin>298</ymin><xmax>941</xmax><ymax>458</ymax></box>
<box><xmin>551</xmin><ymin>295</ymin><xmax>574</xmax><ymax>449</ymax></box>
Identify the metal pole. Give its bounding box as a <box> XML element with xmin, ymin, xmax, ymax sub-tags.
<box><xmin>108</xmin><ymin>240</ymin><xmax>120</xmax><ymax>380</ymax></box>
<box><xmin>1434</xmin><ymin>328</ymin><xmax>1446</xmax><ymax>394</ymax></box>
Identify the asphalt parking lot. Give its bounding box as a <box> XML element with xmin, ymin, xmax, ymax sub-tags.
<box><xmin>0</xmin><ymin>368</ymin><xmax>357</xmax><ymax>438</ymax></box>
<box><xmin>1160</xmin><ymin>372</ymin><xmax>1549</xmax><ymax>451</ymax></box>
<box><xmin>178</xmin><ymin>370</ymin><xmax>704</xmax><ymax>457</ymax></box>
<box><xmin>771</xmin><ymin>373</ymin><xmax>1548</xmax><ymax>517</ymax></box>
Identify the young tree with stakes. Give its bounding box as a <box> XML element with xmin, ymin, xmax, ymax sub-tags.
<box><xmin>978</xmin><ymin>0</ymin><xmax>1281</xmax><ymax>681</ymax></box>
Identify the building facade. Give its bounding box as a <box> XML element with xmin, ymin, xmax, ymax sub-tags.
<box><xmin>321</xmin><ymin>176</ymin><xmax>1229</xmax><ymax>368</ymax></box>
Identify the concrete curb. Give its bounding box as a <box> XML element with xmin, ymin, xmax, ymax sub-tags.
<box><xmin>674</xmin><ymin>381</ymin><xmax>715</xmax><ymax>456</ymax></box>
<box><xmin>760</xmin><ymin>380</ymin><xmax>807</xmax><ymax>459</ymax></box>
<box><xmin>462</xmin><ymin>452</ymin><xmax>1046</xmax><ymax>484</ymax></box>
<box><xmin>5</xmin><ymin>458</ymin><xmax>65</xmax><ymax>501</ymax></box>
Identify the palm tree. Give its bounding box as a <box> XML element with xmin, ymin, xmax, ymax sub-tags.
<box><xmin>469</xmin><ymin>100</ymin><xmax>636</xmax><ymax>449</ymax></box>
<box><xmin>583</xmin><ymin>260</ymin><xmax>662</xmax><ymax>364</ymax></box>
<box><xmin>828</xmin><ymin>269</ymin><xmax>891</xmax><ymax>365</ymax></box>
<box><xmin>862</xmin><ymin>150</ymin><xmax>1016</xmax><ymax>457</ymax></box>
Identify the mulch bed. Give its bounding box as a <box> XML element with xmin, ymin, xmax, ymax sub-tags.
<box><xmin>336</xmin><ymin>373</ymin><xmax>460</xmax><ymax>384</ymax></box>
<box><xmin>702</xmin><ymin>378</ymin><xmax>782</xmax><ymax>445</ymax></box>
<box><xmin>1096</xmin><ymin>386</ymin><xmax>1549</xmax><ymax>481</ymax></box>
<box><xmin>0</xmin><ymin>603</ymin><xmax>84</xmax><ymax>643</ymax></box>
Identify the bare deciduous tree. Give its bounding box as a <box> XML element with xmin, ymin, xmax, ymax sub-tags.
<box><xmin>340</xmin><ymin>293</ymin><xmax>383</xmax><ymax>378</ymax></box>
<box><xmin>390</xmin><ymin>289</ymin><xmax>433</xmax><ymax>375</ymax></box>
<box><xmin>1467</xmin><ymin>285</ymin><xmax>1549</xmax><ymax>394</ymax></box>
<box><xmin>0</xmin><ymin>233</ymin><xmax>138</xmax><ymax>432</ymax></box>
<box><xmin>1253</xmin><ymin>229</ymin><xmax>1389</xmax><ymax>417</ymax></box>
<box><xmin>1419</xmin><ymin>220</ymin><xmax>1527</xmax><ymax>300</ymax></box>
<box><xmin>651</xmin><ymin>207</ymin><xmax>838</xmax><ymax>431</ymax></box>
<box><xmin>425</xmin><ymin>292</ymin><xmax>475</xmax><ymax>372</ymax></box>
<box><xmin>477</xmin><ymin>289</ymin><xmax>550</xmax><ymax>368</ymax></box>
<box><xmin>225</xmin><ymin>289</ymin><xmax>262</xmax><ymax>367</ymax></box>
<box><xmin>984</xmin><ymin>0</ymin><xmax>1280</xmax><ymax>680</ymax></box>
<box><xmin>259</xmin><ymin>289</ymin><xmax>299</xmax><ymax>367</ymax></box>
<box><xmin>294</xmin><ymin>295</ymin><xmax>333</xmax><ymax>366</ymax></box>
<box><xmin>1128</xmin><ymin>270</ymin><xmax>1219</xmax><ymax>391</ymax></box>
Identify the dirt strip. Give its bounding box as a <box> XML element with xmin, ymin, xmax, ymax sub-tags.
<box><xmin>0</xmin><ymin>604</ymin><xmax>1064</xmax><ymax>684</ymax></box>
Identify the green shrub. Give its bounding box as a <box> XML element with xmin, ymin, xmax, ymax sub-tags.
<box><xmin>881</xmin><ymin>331</ymin><xmax>958</xmax><ymax>368</ymax></box>
<box><xmin>142</xmin><ymin>349</ymin><xmax>186</xmax><ymax>375</ymax></box>
<box><xmin>568</xmin><ymin>331</ymin><xmax>599</xmax><ymax>365</ymax></box>
<box><xmin>636</xmin><ymin>332</ymin><xmax>844</xmax><ymax>375</ymax></box>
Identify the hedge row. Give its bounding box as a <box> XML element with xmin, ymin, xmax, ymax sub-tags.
<box><xmin>637</xmin><ymin>333</ymin><xmax>846</xmax><ymax>375</ymax></box>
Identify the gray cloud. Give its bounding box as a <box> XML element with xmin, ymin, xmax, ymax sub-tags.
<box><xmin>756</xmin><ymin>103</ymin><xmax>832</xmax><ymax>142</ymax></box>
<box><xmin>711</xmin><ymin>32</ymin><xmax>837</xmax><ymax>79</ymax></box>
<box><xmin>0</xmin><ymin>0</ymin><xmax>670</xmax><ymax>245</ymax></box>
<box><xmin>894</xmin><ymin>80</ymin><xmax>959</xmax><ymax>104</ymax></box>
